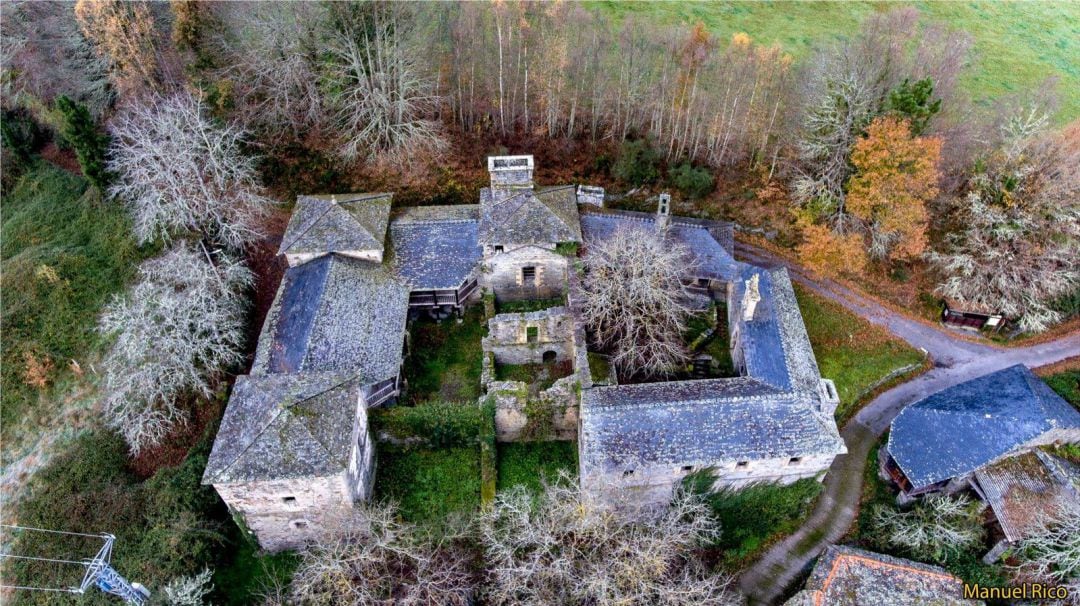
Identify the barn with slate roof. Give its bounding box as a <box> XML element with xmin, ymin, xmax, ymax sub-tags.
<box><xmin>883</xmin><ymin>364</ymin><xmax>1080</xmax><ymax>499</ymax></box>
<box><xmin>278</xmin><ymin>193</ymin><xmax>393</xmax><ymax>267</ymax></box>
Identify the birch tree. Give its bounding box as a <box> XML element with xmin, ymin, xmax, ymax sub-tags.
<box><xmin>107</xmin><ymin>92</ymin><xmax>272</xmax><ymax>250</ymax></box>
<box><xmin>580</xmin><ymin>226</ymin><xmax>698</xmax><ymax>380</ymax></box>
<box><xmin>99</xmin><ymin>245</ymin><xmax>251</xmax><ymax>453</ymax></box>
<box><xmin>326</xmin><ymin>3</ymin><xmax>446</xmax><ymax>167</ymax></box>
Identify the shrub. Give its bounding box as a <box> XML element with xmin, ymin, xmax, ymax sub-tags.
<box><xmin>670</xmin><ymin>161</ymin><xmax>715</xmax><ymax>199</ymax></box>
<box><xmin>612</xmin><ymin>138</ymin><xmax>660</xmax><ymax>186</ymax></box>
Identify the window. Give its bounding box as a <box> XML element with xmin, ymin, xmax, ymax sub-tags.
<box><xmin>788</xmin><ymin>457</ymin><xmax>802</xmax><ymax>465</ymax></box>
<box><xmin>697</xmin><ymin>278</ymin><xmax>710</xmax><ymax>287</ymax></box>
<box><xmin>682</xmin><ymin>465</ymin><xmax>694</xmax><ymax>472</ymax></box>
<box><xmin>291</xmin><ymin>519</ymin><xmax>309</xmax><ymax>529</ymax></box>
<box><xmin>526</xmin><ymin>326</ymin><xmax>539</xmax><ymax>343</ymax></box>
<box><xmin>736</xmin><ymin>461</ymin><xmax>749</xmax><ymax>469</ymax></box>
<box><xmin>623</xmin><ymin>469</ymin><xmax>635</xmax><ymax>477</ymax></box>
<box><xmin>282</xmin><ymin>496</ymin><xmax>297</xmax><ymax>505</ymax></box>
<box><xmin>494</xmin><ymin>245</ymin><xmax>504</xmax><ymax>254</ymax></box>
<box><xmin>522</xmin><ymin>266</ymin><xmax>537</xmax><ymax>286</ymax></box>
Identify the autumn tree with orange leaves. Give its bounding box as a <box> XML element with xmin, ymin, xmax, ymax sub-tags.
<box><xmin>846</xmin><ymin>116</ymin><xmax>942</xmax><ymax>263</ymax></box>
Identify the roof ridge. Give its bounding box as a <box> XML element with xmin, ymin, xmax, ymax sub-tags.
<box><xmin>332</xmin><ymin>201</ymin><xmax>382</xmax><ymax>248</ymax></box>
<box><xmin>280</xmin><ymin>197</ymin><xmax>335</xmax><ymax>253</ymax></box>
<box><xmin>209</xmin><ymin>373</ymin><xmax>358</xmax><ymax>482</ymax></box>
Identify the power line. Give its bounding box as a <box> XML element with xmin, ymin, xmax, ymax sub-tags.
<box><xmin>1</xmin><ymin>524</ymin><xmax>108</xmax><ymax>539</ymax></box>
<box><xmin>0</xmin><ymin>553</ymin><xmax>87</xmax><ymax>566</ymax></box>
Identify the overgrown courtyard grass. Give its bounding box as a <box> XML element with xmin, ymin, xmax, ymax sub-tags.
<box><xmin>372</xmin><ymin>444</ymin><xmax>482</xmax><ymax>525</ymax></box>
<box><xmin>496</xmin><ymin>441</ymin><xmax>578</xmax><ymax>494</ymax></box>
<box><xmin>794</xmin><ymin>284</ymin><xmax>926</xmax><ymax>424</ymax></box>
<box><xmin>403</xmin><ymin>307</ymin><xmax>486</xmax><ymax>405</ymax></box>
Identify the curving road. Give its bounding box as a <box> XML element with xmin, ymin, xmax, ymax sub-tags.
<box><xmin>733</xmin><ymin>240</ymin><xmax>1080</xmax><ymax>605</ymax></box>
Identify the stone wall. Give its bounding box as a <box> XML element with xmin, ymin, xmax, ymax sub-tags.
<box><xmin>285</xmin><ymin>248</ymin><xmax>381</xmax><ymax>268</ymax></box>
<box><xmin>482</xmin><ymin>244</ymin><xmax>568</xmax><ymax>302</ymax></box>
<box><xmin>484</xmin><ymin>306</ymin><xmax>575</xmax><ymax>365</ymax></box>
<box><xmin>214</xmin><ymin>474</ymin><xmax>354</xmax><ymax>552</ymax></box>
<box><xmin>482</xmin><ymin>307</ymin><xmax>581</xmax><ymax>441</ymax></box>
<box><xmin>581</xmin><ymin>452</ymin><xmax>836</xmax><ymax>506</ymax></box>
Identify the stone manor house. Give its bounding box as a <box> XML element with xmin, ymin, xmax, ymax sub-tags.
<box><xmin>203</xmin><ymin>155</ymin><xmax>846</xmax><ymax>551</ymax></box>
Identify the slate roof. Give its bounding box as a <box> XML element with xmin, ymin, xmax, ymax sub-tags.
<box><xmin>731</xmin><ymin>265</ymin><xmax>823</xmax><ymax>393</ymax></box>
<box><xmin>888</xmin><ymin>364</ymin><xmax>1080</xmax><ymax>490</ymax></box>
<box><xmin>278</xmin><ymin>193</ymin><xmax>392</xmax><ymax>258</ymax></box>
<box><xmin>251</xmin><ymin>254</ymin><xmax>409</xmax><ymax>380</ymax></box>
<box><xmin>478</xmin><ymin>185</ymin><xmax>582</xmax><ymax>246</ymax></box>
<box><xmin>579</xmin><ymin>208</ymin><xmax>739</xmax><ymax>281</ymax></box>
<box><xmin>389</xmin><ymin>205</ymin><xmax>482</xmax><ymax>291</ymax></box>
<box><xmin>786</xmin><ymin>545</ymin><xmax>981</xmax><ymax>606</ymax></box>
<box><xmin>973</xmin><ymin>450</ymin><xmax>1080</xmax><ymax>543</ymax></box>
<box><xmin>203</xmin><ymin>372</ymin><xmax>364</xmax><ymax>483</ymax></box>
<box><xmin>579</xmin><ymin>377</ymin><xmax>845</xmax><ymax>473</ymax></box>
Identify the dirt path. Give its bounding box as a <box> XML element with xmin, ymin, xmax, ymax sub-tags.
<box><xmin>733</xmin><ymin>241</ymin><xmax>1080</xmax><ymax>605</ymax></box>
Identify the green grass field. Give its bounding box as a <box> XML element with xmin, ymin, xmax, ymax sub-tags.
<box><xmin>794</xmin><ymin>285</ymin><xmax>927</xmax><ymax>423</ymax></box>
<box><xmin>496</xmin><ymin>441</ymin><xmax>578</xmax><ymax>494</ymax></box>
<box><xmin>589</xmin><ymin>1</ymin><xmax>1079</xmax><ymax>123</ymax></box>
<box><xmin>373</xmin><ymin>444</ymin><xmax>482</xmax><ymax>525</ymax></box>
<box><xmin>403</xmin><ymin>308</ymin><xmax>486</xmax><ymax>405</ymax></box>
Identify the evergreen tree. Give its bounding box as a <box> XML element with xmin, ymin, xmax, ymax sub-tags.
<box><xmin>56</xmin><ymin>95</ymin><xmax>112</xmax><ymax>190</ymax></box>
<box><xmin>887</xmin><ymin>78</ymin><xmax>942</xmax><ymax>136</ymax></box>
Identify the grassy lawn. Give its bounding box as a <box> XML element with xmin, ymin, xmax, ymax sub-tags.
<box><xmin>373</xmin><ymin>444</ymin><xmax>482</xmax><ymax>525</ymax></box>
<box><xmin>1043</xmin><ymin>370</ymin><xmax>1080</xmax><ymax>408</ymax></box>
<box><xmin>213</xmin><ymin>541</ymin><xmax>299</xmax><ymax>606</ymax></box>
<box><xmin>403</xmin><ymin>306</ymin><xmax>486</xmax><ymax>405</ymax></box>
<box><xmin>496</xmin><ymin>441</ymin><xmax>578</xmax><ymax>494</ymax></box>
<box><xmin>589</xmin><ymin>1</ymin><xmax>1079</xmax><ymax>123</ymax></box>
<box><xmin>794</xmin><ymin>284</ymin><xmax>926</xmax><ymax>423</ymax></box>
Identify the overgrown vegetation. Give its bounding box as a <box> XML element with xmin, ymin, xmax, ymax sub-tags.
<box><xmin>495</xmin><ymin>296</ymin><xmax>566</xmax><ymax>314</ymax></box>
<box><xmin>372</xmin><ymin>444</ymin><xmax>482</xmax><ymax>525</ymax></box>
<box><xmin>1044</xmin><ymin>370</ymin><xmax>1080</xmax><ymax>409</ymax></box>
<box><xmin>0</xmin><ymin>163</ymin><xmax>146</xmax><ymax>442</ymax></box>
<box><xmin>794</xmin><ymin>284</ymin><xmax>926</xmax><ymax>422</ymax></box>
<box><xmin>687</xmin><ymin>474</ymin><xmax>824</xmax><ymax>566</ymax></box>
<box><xmin>403</xmin><ymin>307</ymin><xmax>486</xmax><ymax>405</ymax></box>
<box><xmin>495</xmin><ymin>361</ymin><xmax>574</xmax><ymax>393</ymax></box>
<box><xmin>369</xmin><ymin>401</ymin><xmax>494</xmax><ymax>449</ymax></box>
<box><xmin>496</xmin><ymin>441</ymin><xmax>578</xmax><ymax>494</ymax></box>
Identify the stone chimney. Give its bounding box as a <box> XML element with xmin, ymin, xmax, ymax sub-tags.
<box><xmin>655</xmin><ymin>193</ymin><xmax>671</xmax><ymax>234</ymax></box>
<box><xmin>577</xmin><ymin>184</ymin><xmax>605</xmax><ymax>207</ymax></box>
<box><xmin>487</xmin><ymin>155</ymin><xmax>534</xmax><ymax>190</ymax></box>
<box><xmin>742</xmin><ymin>274</ymin><xmax>761</xmax><ymax>321</ymax></box>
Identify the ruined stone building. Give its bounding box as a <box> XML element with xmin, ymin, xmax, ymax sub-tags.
<box><xmin>204</xmin><ymin>155</ymin><xmax>847</xmax><ymax>549</ymax></box>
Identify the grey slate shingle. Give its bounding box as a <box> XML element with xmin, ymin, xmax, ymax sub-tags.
<box><xmin>888</xmin><ymin>364</ymin><xmax>1080</xmax><ymax>490</ymax></box>
<box><xmin>279</xmin><ymin>193</ymin><xmax>393</xmax><ymax>257</ymax></box>
<box><xmin>478</xmin><ymin>185</ymin><xmax>582</xmax><ymax>246</ymax></box>
<box><xmin>389</xmin><ymin>205</ymin><xmax>482</xmax><ymax>290</ymax></box>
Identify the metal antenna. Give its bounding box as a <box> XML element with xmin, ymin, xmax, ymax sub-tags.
<box><xmin>0</xmin><ymin>525</ymin><xmax>150</xmax><ymax>604</ymax></box>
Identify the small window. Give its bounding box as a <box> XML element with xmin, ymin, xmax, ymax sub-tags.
<box><xmin>291</xmin><ymin>520</ymin><xmax>309</xmax><ymax>529</ymax></box>
<box><xmin>494</xmin><ymin>245</ymin><xmax>504</xmax><ymax>253</ymax></box>
<box><xmin>682</xmin><ymin>465</ymin><xmax>694</xmax><ymax>472</ymax></box>
<box><xmin>526</xmin><ymin>326</ymin><xmax>539</xmax><ymax>343</ymax></box>
<box><xmin>736</xmin><ymin>461</ymin><xmax>749</xmax><ymax>469</ymax></box>
<box><xmin>282</xmin><ymin>496</ymin><xmax>297</xmax><ymax>504</ymax></box>
<box><xmin>522</xmin><ymin>266</ymin><xmax>537</xmax><ymax>285</ymax></box>
<box><xmin>697</xmin><ymin>278</ymin><xmax>709</xmax><ymax>287</ymax></box>
<box><xmin>788</xmin><ymin>457</ymin><xmax>802</xmax><ymax>465</ymax></box>
<box><xmin>623</xmin><ymin>469</ymin><xmax>635</xmax><ymax>477</ymax></box>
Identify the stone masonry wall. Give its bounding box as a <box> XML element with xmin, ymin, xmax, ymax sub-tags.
<box><xmin>483</xmin><ymin>307</ymin><xmax>580</xmax><ymax>441</ymax></box>
<box><xmin>214</xmin><ymin>474</ymin><xmax>354</xmax><ymax>553</ymax></box>
<box><xmin>483</xmin><ymin>245</ymin><xmax>568</xmax><ymax>302</ymax></box>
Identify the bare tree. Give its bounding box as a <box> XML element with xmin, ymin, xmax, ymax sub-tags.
<box><xmin>209</xmin><ymin>1</ymin><xmax>328</xmax><ymax>141</ymax></box>
<box><xmin>325</xmin><ymin>3</ymin><xmax>446</xmax><ymax>167</ymax></box>
<box><xmin>279</xmin><ymin>504</ymin><xmax>475</xmax><ymax>606</ymax></box>
<box><xmin>107</xmin><ymin>92</ymin><xmax>272</xmax><ymax>250</ymax></box>
<box><xmin>928</xmin><ymin>113</ymin><xmax>1080</xmax><ymax>333</ymax></box>
<box><xmin>154</xmin><ymin>568</ymin><xmax>214</xmax><ymax>606</ymax></box>
<box><xmin>1010</xmin><ymin>500</ymin><xmax>1080</xmax><ymax>601</ymax></box>
<box><xmin>99</xmin><ymin>244</ymin><xmax>251</xmax><ymax>453</ymax></box>
<box><xmin>869</xmin><ymin>494</ymin><xmax>986</xmax><ymax>562</ymax></box>
<box><xmin>580</xmin><ymin>226</ymin><xmax>698</xmax><ymax>379</ymax></box>
<box><xmin>479</xmin><ymin>474</ymin><xmax>739</xmax><ymax>606</ymax></box>
<box><xmin>74</xmin><ymin>0</ymin><xmax>179</xmax><ymax>100</ymax></box>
